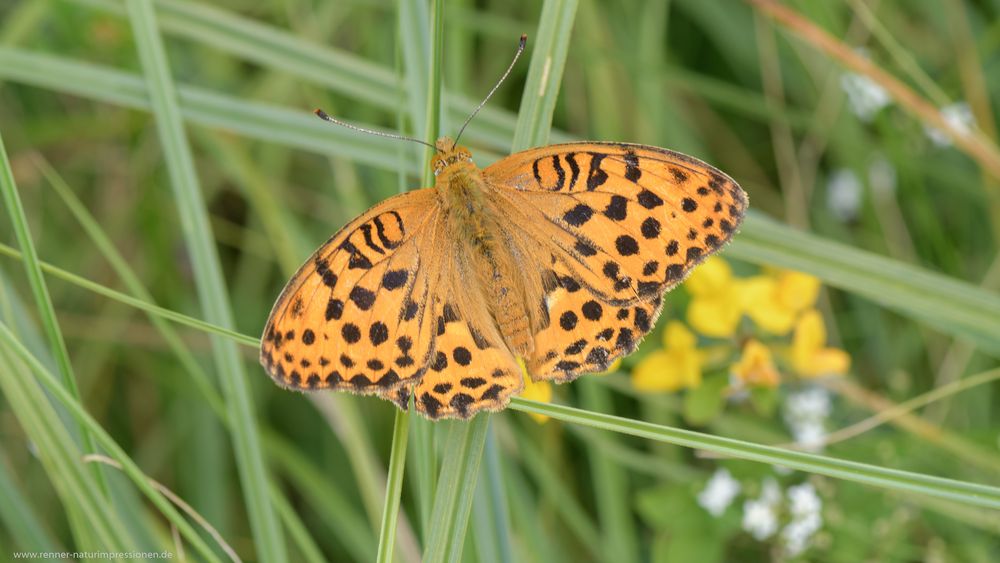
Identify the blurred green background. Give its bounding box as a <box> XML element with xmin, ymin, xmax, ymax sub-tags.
<box><xmin>1</xmin><ymin>0</ymin><xmax>999</xmax><ymax>561</ymax></box>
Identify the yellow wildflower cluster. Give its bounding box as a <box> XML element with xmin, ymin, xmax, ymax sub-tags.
<box><xmin>634</xmin><ymin>257</ymin><xmax>849</xmax><ymax>393</ymax></box>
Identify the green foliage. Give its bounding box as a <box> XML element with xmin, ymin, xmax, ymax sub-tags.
<box><xmin>0</xmin><ymin>0</ymin><xmax>998</xmax><ymax>562</ymax></box>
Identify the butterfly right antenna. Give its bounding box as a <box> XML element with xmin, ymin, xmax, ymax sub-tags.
<box><xmin>451</xmin><ymin>34</ymin><xmax>527</xmax><ymax>150</ymax></box>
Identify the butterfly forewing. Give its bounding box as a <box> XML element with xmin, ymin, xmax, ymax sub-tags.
<box><xmin>260</xmin><ymin>189</ymin><xmax>442</xmax><ymax>396</ymax></box>
<box><xmin>484</xmin><ymin>142</ymin><xmax>747</xmax><ymax>382</ymax></box>
<box><xmin>485</xmin><ymin>142</ymin><xmax>747</xmax><ymax>305</ymax></box>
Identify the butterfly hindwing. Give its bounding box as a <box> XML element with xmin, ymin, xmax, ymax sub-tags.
<box><xmin>484</xmin><ymin>142</ymin><xmax>747</xmax><ymax>306</ymax></box>
<box><xmin>528</xmin><ymin>256</ymin><xmax>664</xmax><ymax>381</ymax></box>
<box><xmin>260</xmin><ymin>189</ymin><xmax>441</xmax><ymax>395</ymax></box>
<box><xmin>411</xmin><ymin>295</ymin><xmax>523</xmax><ymax>419</ymax></box>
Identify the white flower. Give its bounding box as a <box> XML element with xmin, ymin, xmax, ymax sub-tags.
<box><xmin>826</xmin><ymin>169</ymin><xmax>863</xmax><ymax>222</ymax></box>
<box><xmin>742</xmin><ymin>477</ymin><xmax>782</xmax><ymax>540</ymax></box>
<box><xmin>790</xmin><ymin>420</ymin><xmax>827</xmax><ymax>452</ymax></box>
<box><xmin>840</xmin><ymin>72</ymin><xmax>891</xmax><ymax>122</ymax></box>
<box><xmin>787</xmin><ymin>483</ymin><xmax>821</xmax><ymax>517</ymax></box>
<box><xmin>785</xmin><ymin>387</ymin><xmax>831</xmax><ymax>422</ymax></box>
<box><xmin>698</xmin><ymin>468</ymin><xmax>741</xmax><ymax>517</ymax></box>
<box><xmin>782</xmin><ymin>483</ymin><xmax>823</xmax><ymax>556</ymax></box>
<box><xmin>782</xmin><ymin>512</ymin><xmax>822</xmax><ymax>557</ymax></box>
<box><xmin>925</xmin><ymin>102</ymin><xmax>975</xmax><ymax>147</ymax></box>
<box><xmin>742</xmin><ymin>498</ymin><xmax>780</xmax><ymax>540</ymax></box>
<box><xmin>784</xmin><ymin>388</ymin><xmax>831</xmax><ymax>452</ymax></box>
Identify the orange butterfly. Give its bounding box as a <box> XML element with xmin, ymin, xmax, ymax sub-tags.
<box><xmin>260</xmin><ymin>37</ymin><xmax>747</xmax><ymax>419</ymax></box>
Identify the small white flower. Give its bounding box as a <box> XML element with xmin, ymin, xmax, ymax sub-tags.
<box><xmin>742</xmin><ymin>498</ymin><xmax>780</xmax><ymax>540</ymax></box>
<box><xmin>840</xmin><ymin>72</ymin><xmax>891</xmax><ymax>122</ymax></box>
<box><xmin>782</xmin><ymin>483</ymin><xmax>823</xmax><ymax>556</ymax></box>
<box><xmin>742</xmin><ymin>477</ymin><xmax>782</xmax><ymax>540</ymax></box>
<box><xmin>790</xmin><ymin>420</ymin><xmax>827</xmax><ymax>452</ymax></box>
<box><xmin>784</xmin><ymin>388</ymin><xmax>831</xmax><ymax>452</ymax></box>
<box><xmin>826</xmin><ymin>169</ymin><xmax>863</xmax><ymax>222</ymax></box>
<box><xmin>785</xmin><ymin>387</ymin><xmax>831</xmax><ymax>422</ymax></box>
<box><xmin>925</xmin><ymin>102</ymin><xmax>975</xmax><ymax>147</ymax></box>
<box><xmin>782</xmin><ymin>512</ymin><xmax>822</xmax><ymax>557</ymax></box>
<box><xmin>787</xmin><ymin>483</ymin><xmax>822</xmax><ymax>517</ymax></box>
<box><xmin>698</xmin><ymin>468</ymin><xmax>741</xmax><ymax>517</ymax></box>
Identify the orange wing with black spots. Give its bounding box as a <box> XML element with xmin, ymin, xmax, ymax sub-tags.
<box><xmin>484</xmin><ymin>142</ymin><xmax>746</xmax><ymax>380</ymax></box>
<box><xmin>261</xmin><ymin>137</ymin><xmax>746</xmax><ymax>420</ymax></box>
<box><xmin>527</xmin><ymin>256</ymin><xmax>665</xmax><ymax>381</ymax></box>
<box><xmin>260</xmin><ymin>188</ymin><xmax>442</xmax><ymax>398</ymax></box>
<box><xmin>484</xmin><ymin>142</ymin><xmax>747</xmax><ymax>305</ymax></box>
<box><xmin>408</xmin><ymin>294</ymin><xmax>524</xmax><ymax>419</ymax></box>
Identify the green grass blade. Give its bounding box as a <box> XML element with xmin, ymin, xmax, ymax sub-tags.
<box><xmin>0</xmin><ymin>321</ymin><xmax>221</xmax><ymax>560</ymax></box>
<box><xmin>0</xmin><ymin>242</ymin><xmax>258</xmax><ymax>346</ymax></box>
<box><xmin>508</xmin><ymin>398</ymin><xmax>1000</xmax><ymax>510</ymax></box>
<box><xmin>124</xmin><ymin>2</ymin><xmax>285</xmax><ymax>560</ymax></box>
<box><xmin>422</xmin><ymin>418</ymin><xmax>491</xmax><ymax>563</ymax></box>
<box><xmin>0</xmin><ymin>109</ymin><xmax>106</xmax><ymax>494</ymax></box>
<box><xmin>398</xmin><ymin>0</ymin><xmax>439</xmax><ymax>539</ymax></box>
<box><xmin>511</xmin><ymin>0</ymin><xmax>579</xmax><ymax>150</ymax></box>
<box><xmin>377</xmin><ymin>410</ymin><xmax>411</xmax><ymax>563</ymax></box>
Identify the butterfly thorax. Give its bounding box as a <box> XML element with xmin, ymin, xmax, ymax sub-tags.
<box><xmin>433</xmin><ymin>140</ymin><xmax>492</xmax><ymax>247</ymax></box>
<box><xmin>432</xmin><ymin>140</ymin><xmax>538</xmax><ymax>356</ymax></box>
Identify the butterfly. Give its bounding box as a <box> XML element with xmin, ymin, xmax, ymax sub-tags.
<box><xmin>259</xmin><ymin>37</ymin><xmax>747</xmax><ymax>420</ymax></box>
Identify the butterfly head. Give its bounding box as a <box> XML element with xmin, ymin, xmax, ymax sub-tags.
<box><xmin>431</xmin><ymin>137</ymin><xmax>474</xmax><ymax>176</ymax></box>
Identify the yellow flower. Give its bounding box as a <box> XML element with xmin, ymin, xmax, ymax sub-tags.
<box><xmin>792</xmin><ymin>309</ymin><xmax>850</xmax><ymax>377</ymax></box>
<box><xmin>686</xmin><ymin>257</ymin><xmax>744</xmax><ymax>337</ymax></box>
<box><xmin>731</xmin><ymin>339</ymin><xmax>780</xmax><ymax>387</ymax></box>
<box><xmin>776</xmin><ymin>271</ymin><xmax>821</xmax><ymax>312</ymax></box>
<box><xmin>519</xmin><ymin>376</ymin><xmax>553</xmax><ymax>423</ymax></box>
<box><xmin>743</xmin><ymin>270</ymin><xmax>821</xmax><ymax>335</ymax></box>
<box><xmin>633</xmin><ymin>322</ymin><xmax>703</xmax><ymax>392</ymax></box>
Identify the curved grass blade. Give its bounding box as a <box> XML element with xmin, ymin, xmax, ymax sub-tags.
<box><xmin>508</xmin><ymin>398</ymin><xmax>1000</xmax><ymax>510</ymax></box>
<box><xmin>125</xmin><ymin>2</ymin><xmax>285</xmax><ymax>560</ymax></box>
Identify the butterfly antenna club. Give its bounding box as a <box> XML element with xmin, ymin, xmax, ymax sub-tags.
<box><xmin>452</xmin><ymin>33</ymin><xmax>527</xmax><ymax>149</ymax></box>
<box><xmin>313</xmin><ymin>108</ymin><xmax>438</xmax><ymax>151</ymax></box>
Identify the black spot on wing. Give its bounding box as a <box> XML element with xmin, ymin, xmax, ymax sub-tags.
<box><xmin>586</xmin><ymin>153</ymin><xmax>609</xmax><ymax>190</ymax></box>
<box><xmin>623</xmin><ymin>150</ymin><xmax>641</xmax><ymax>182</ymax></box>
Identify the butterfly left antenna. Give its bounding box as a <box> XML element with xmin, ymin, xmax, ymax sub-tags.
<box><xmin>313</xmin><ymin>109</ymin><xmax>438</xmax><ymax>151</ymax></box>
<box><xmin>451</xmin><ymin>33</ymin><xmax>527</xmax><ymax>149</ymax></box>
